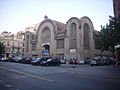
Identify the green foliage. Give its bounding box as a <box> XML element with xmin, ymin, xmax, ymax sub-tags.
<box><xmin>0</xmin><ymin>42</ymin><xmax>5</xmax><ymax>54</ymax></box>
<box><xmin>94</xmin><ymin>16</ymin><xmax>120</xmax><ymax>56</ymax></box>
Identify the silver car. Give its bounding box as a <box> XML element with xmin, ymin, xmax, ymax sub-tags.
<box><xmin>90</xmin><ymin>59</ymin><xmax>97</xmax><ymax>66</ymax></box>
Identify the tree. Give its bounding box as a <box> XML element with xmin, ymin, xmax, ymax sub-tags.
<box><xmin>94</xmin><ymin>16</ymin><xmax>120</xmax><ymax>57</ymax></box>
<box><xmin>109</xmin><ymin>16</ymin><xmax>120</xmax><ymax>44</ymax></box>
<box><xmin>0</xmin><ymin>42</ymin><xmax>5</xmax><ymax>57</ymax></box>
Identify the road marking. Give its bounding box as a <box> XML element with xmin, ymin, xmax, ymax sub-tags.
<box><xmin>15</xmin><ymin>75</ymin><xmax>27</xmax><ymax>79</ymax></box>
<box><xmin>3</xmin><ymin>84</ymin><xmax>13</xmax><ymax>88</ymax></box>
<box><xmin>0</xmin><ymin>66</ymin><xmax>53</xmax><ymax>82</ymax></box>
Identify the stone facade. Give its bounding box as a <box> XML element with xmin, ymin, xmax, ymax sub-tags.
<box><xmin>24</xmin><ymin>16</ymin><xmax>98</xmax><ymax>59</ymax></box>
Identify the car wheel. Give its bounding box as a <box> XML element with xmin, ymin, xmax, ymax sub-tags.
<box><xmin>57</xmin><ymin>63</ymin><xmax>61</xmax><ymax>66</ymax></box>
<box><xmin>90</xmin><ymin>64</ymin><xmax>93</xmax><ymax>66</ymax></box>
<box><xmin>46</xmin><ymin>63</ymin><xmax>48</xmax><ymax>66</ymax></box>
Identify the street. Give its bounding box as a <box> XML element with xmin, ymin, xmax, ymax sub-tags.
<box><xmin>0</xmin><ymin>62</ymin><xmax>120</xmax><ymax>90</ymax></box>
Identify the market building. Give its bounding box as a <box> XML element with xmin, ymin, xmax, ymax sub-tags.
<box><xmin>24</xmin><ymin>16</ymin><xmax>112</xmax><ymax>59</ymax></box>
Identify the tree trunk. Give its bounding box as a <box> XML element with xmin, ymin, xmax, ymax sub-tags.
<box><xmin>110</xmin><ymin>46</ymin><xmax>115</xmax><ymax>57</ymax></box>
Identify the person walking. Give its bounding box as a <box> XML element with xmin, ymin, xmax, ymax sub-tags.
<box><xmin>72</xmin><ymin>58</ymin><xmax>76</xmax><ymax>68</ymax></box>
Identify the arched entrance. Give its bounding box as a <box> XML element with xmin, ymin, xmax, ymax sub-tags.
<box><xmin>42</xmin><ymin>43</ymin><xmax>50</xmax><ymax>56</ymax></box>
<box><xmin>41</xmin><ymin>27</ymin><xmax>51</xmax><ymax>57</ymax></box>
<box><xmin>43</xmin><ymin>44</ymin><xmax>50</xmax><ymax>51</ymax></box>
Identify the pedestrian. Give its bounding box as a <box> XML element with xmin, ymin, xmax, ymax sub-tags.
<box><xmin>72</xmin><ymin>58</ymin><xmax>76</xmax><ymax>68</ymax></box>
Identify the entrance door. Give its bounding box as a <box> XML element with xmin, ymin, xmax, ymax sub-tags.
<box><xmin>42</xmin><ymin>44</ymin><xmax>50</xmax><ymax>56</ymax></box>
<box><xmin>6</xmin><ymin>53</ymin><xmax>10</xmax><ymax>57</ymax></box>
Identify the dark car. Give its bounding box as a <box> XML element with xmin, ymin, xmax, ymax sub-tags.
<box><xmin>19</xmin><ymin>57</ymin><xmax>32</xmax><ymax>64</ymax></box>
<box><xmin>102</xmin><ymin>57</ymin><xmax>114</xmax><ymax>65</ymax></box>
<box><xmin>84</xmin><ymin>58</ymin><xmax>91</xmax><ymax>64</ymax></box>
<box><xmin>31</xmin><ymin>57</ymin><xmax>37</xmax><ymax>61</ymax></box>
<box><xmin>14</xmin><ymin>57</ymin><xmax>22</xmax><ymax>62</ymax></box>
<box><xmin>41</xmin><ymin>58</ymin><xmax>61</xmax><ymax>66</ymax></box>
<box><xmin>31</xmin><ymin>57</ymin><xmax>50</xmax><ymax>65</ymax></box>
<box><xmin>90</xmin><ymin>58</ymin><xmax>105</xmax><ymax>66</ymax></box>
<box><xmin>7</xmin><ymin>57</ymin><xmax>15</xmax><ymax>62</ymax></box>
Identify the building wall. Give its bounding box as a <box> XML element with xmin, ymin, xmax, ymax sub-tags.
<box><xmin>113</xmin><ymin>0</ymin><xmax>120</xmax><ymax>18</ymax></box>
<box><xmin>64</xmin><ymin>17</ymin><xmax>95</xmax><ymax>58</ymax></box>
<box><xmin>0</xmin><ymin>31</ymin><xmax>24</xmax><ymax>57</ymax></box>
<box><xmin>24</xmin><ymin>16</ymin><xmax>97</xmax><ymax>58</ymax></box>
<box><xmin>81</xmin><ymin>17</ymin><xmax>95</xmax><ymax>58</ymax></box>
<box><xmin>65</xmin><ymin>17</ymin><xmax>80</xmax><ymax>58</ymax></box>
<box><xmin>37</xmin><ymin>19</ymin><xmax>57</xmax><ymax>57</ymax></box>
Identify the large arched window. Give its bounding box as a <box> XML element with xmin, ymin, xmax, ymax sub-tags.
<box><xmin>69</xmin><ymin>23</ymin><xmax>77</xmax><ymax>49</ymax></box>
<box><xmin>42</xmin><ymin>27</ymin><xmax>51</xmax><ymax>43</ymax></box>
<box><xmin>26</xmin><ymin>35</ymin><xmax>29</xmax><ymax>52</ymax></box>
<box><xmin>57</xmin><ymin>39</ymin><xmax>64</xmax><ymax>49</ymax></box>
<box><xmin>84</xmin><ymin>23</ymin><xmax>89</xmax><ymax>49</ymax></box>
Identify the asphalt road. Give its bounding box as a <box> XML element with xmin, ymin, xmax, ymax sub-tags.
<box><xmin>0</xmin><ymin>62</ymin><xmax>120</xmax><ymax>90</ymax></box>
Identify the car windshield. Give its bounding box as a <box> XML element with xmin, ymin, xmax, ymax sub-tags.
<box><xmin>32</xmin><ymin>58</ymin><xmax>37</xmax><ymax>61</ymax></box>
<box><xmin>92</xmin><ymin>59</ymin><xmax>97</xmax><ymax>61</ymax></box>
<box><xmin>35</xmin><ymin>57</ymin><xmax>42</xmax><ymax>61</ymax></box>
<box><xmin>47</xmin><ymin>59</ymin><xmax>52</xmax><ymax>62</ymax></box>
<box><xmin>77</xmin><ymin>58</ymin><xmax>84</xmax><ymax>61</ymax></box>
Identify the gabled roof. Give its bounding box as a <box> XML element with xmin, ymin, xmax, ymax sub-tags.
<box><xmin>51</xmin><ymin>19</ymin><xmax>66</xmax><ymax>35</ymax></box>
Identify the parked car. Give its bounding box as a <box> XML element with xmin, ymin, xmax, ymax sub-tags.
<box><xmin>31</xmin><ymin>57</ymin><xmax>37</xmax><ymax>61</ymax></box>
<box><xmin>15</xmin><ymin>57</ymin><xmax>22</xmax><ymax>62</ymax></box>
<box><xmin>1</xmin><ymin>57</ymin><xmax>8</xmax><ymax>62</ymax></box>
<box><xmin>90</xmin><ymin>58</ymin><xmax>105</xmax><ymax>66</ymax></box>
<box><xmin>101</xmin><ymin>57</ymin><xmax>114</xmax><ymax>65</ymax></box>
<box><xmin>90</xmin><ymin>59</ymin><xmax>97</xmax><ymax>66</ymax></box>
<box><xmin>69</xmin><ymin>59</ymin><xmax>77</xmax><ymax>64</ymax></box>
<box><xmin>31</xmin><ymin>57</ymin><xmax>50</xmax><ymax>65</ymax></box>
<box><xmin>7</xmin><ymin>57</ymin><xmax>15</xmax><ymax>62</ymax></box>
<box><xmin>7</xmin><ymin>57</ymin><xmax>21</xmax><ymax>62</ymax></box>
<box><xmin>60</xmin><ymin>59</ymin><xmax>66</xmax><ymax>64</ymax></box>
<box><xmin>19</xmin><ymin>57</ymin><xmax>32</xmax><ymax>64</ymax></box>
<box><xmin>0</xmin><ymin>58</ymin><xmax>2</xmax><ymax>61</ymax></box>
<box><xmin>84</xmin><ymin>58</ymin><xmax>91</xmax><ymax>64</ymax></box>
<box><xmin>77</xmin><ymin>58</ymin><xmax>85</xmax><ymax>64</ymax></box>
<box><xmin>41</xmin><ymin>58</ymin><xmax>61</xmax><ymax>66</ymax></box>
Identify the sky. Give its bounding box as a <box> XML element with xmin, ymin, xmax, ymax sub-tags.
<box><xmin>0</xmin><ymin>0</ymin><xmax>114</xmax><ymax>34</ymax></box>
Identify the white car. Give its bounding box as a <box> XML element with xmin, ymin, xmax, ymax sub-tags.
<box><xmin>1</xmin><ymin>57</ymin><xmax>7</xmax><ymax>61</ymax></box>
<box><xmin>60</xmin><ymin>59</ymin><xmax>66</xmax><ymax>64</ymax></box>
<box><xmin>77</xmin><ymin>58</ymin><xmax>85</xmax><ymax>64</ymax></box>
<box><xmin>90</xmin><ymin>59</ymin><xmax>97</xmax><ymax>66</ymax></box>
